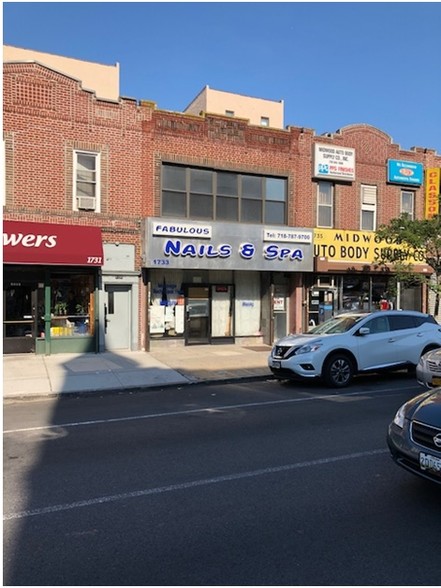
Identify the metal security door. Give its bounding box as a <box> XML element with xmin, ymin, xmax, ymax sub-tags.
<box><xmin>104</xmin><ymin>285</ymin><xmax>131</xmax><ymax>350</ymax></box>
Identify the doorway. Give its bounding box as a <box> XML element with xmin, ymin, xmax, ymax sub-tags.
<box><xmin>308</xmin><ymin>288</ymin><xmax>335</xmax><ymax>327</ymax></box>
<box><xmin>3</xmin><ymin>277</ymin><xmax>43</xmax><ymax>353</ymax></box>
<box><xmin>185</xmin><ymin>286</ymin><xmax>210</xmax><ymax>345</ymax></box>
<box><xmin>273</xmin><ymin>283</ymin><xmax>288</xmax><ymax>341</ymax></box>
<box><xmin>211</xmin><ymin>285</ymin><xmax>234</xmax><ymax>343</ymax></box>
<box><xmin>104</xmin><ymin>284</ymin><xmax>131</xmax><ymax>350</ymax></box>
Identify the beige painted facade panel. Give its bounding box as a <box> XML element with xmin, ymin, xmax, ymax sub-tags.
<box><xmin>4</xmin><ymin>45</ymin><xmax>120</xmax><ymax>101</ymax></box>
<box><xmin>185</xmin><ymin>86</ymin><xmax>284</xmax><ymax>129</ymax></box>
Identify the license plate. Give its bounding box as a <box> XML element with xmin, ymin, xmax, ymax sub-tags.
<box><xmin>271</xmin><ymin>360</ymin><xmax>281</xmax><ymax>369</ymax></box>
<box><xmin>420</xmin><ymin>452</ymin><xmax>441</xmax><ymax>476</ymax></box>
<box><xmin>432</xmin><ymin>377</ymin><xmax>441</xmax><ymax>386</ymax></box>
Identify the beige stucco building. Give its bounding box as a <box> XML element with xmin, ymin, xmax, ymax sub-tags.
<box><xmin>184</xmin><ymin>85</ymin><xmax>284</xmax><ymax>129</ymax></box>
<box><xmin>3</xmin><ymin>44</ymin><xmax>120</xmax><ymax>102</ymax></box>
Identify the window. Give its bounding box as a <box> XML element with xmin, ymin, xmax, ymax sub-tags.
<box><xmin>161</xmin><ymin>164</ymin><xmax>287</xmax><ymax>224</ymax></box>
<box><xmin>260</xmin><ymin>117</ymin><xmax>270</xmax><ymax>127</ymax></box>
<box><xmin>366</xmin><ymin>316</ymin><xmax>389</xmax><ymax>334</ymax></box>
<box><xmin>317</xmin><ymin>182</ymin><xmax>333</xmax><ymax>228</ymax></box>
<box><xmin>225</xmin><ymin>110</ymin><xmax>235</xmax><ymax>117</ymax></box>
<box><xmin>190</xmin><ymin>168</ymin><xmax>213</xmax><ymax>219</ymax></box>
<box><xmin>401</xmin><ymin>190</ymin><xmax>415</xmax><ymax>220</ymax></box>
<box><xmin>265</xmin><ymin>178</ymin><xmax>286</xmax><ymax>224</ymax></box>
<box><xmin>360</xmin><ymin>185</ymin><xmax>377</xmax><ymax>231</ymax></box>
<box><xmin>73</xmin><ymin>151</ymin><xmax>100</xmax><ymax>212</ymax></box>
<box><xmin>51</xmin><ymin>272</ymin><xmax>95</xmax><ymax>337</ymax></box>
<box><xmin>217</xmin><ymin>172</ymin><xmax>239</xmax><ymax>221</ymax></box>
<box><xmin>163</xmin><ymin>164</ymin><xmax>186</xmax><ymax>216</ymax></box>
<box><xmin>388</xmin><ymin>314</ymin><xmax>418</xmax><ymax>331</ymax></box>
<box><xmin>241</xmin><ymin>175</ymin><xmax>263</xmax><ymax>223</ymax></box>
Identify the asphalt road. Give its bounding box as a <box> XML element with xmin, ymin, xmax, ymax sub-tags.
<box><xmin>4</xmin><ymin>374</ymin><xmax>441</xmax><ymax>586</ymax></box>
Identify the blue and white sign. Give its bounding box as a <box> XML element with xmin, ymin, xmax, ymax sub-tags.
<box><xmin>143</xmin><ymin>218</ymin><xmax>314</xmax><ymax>272</ymax></box>
<box><xmin>387</xmin><ymin>160</ymin><xmax>423</xmax><ymax>186</ymax></box>
<box><xmin>313</xmin><ymin>144</ymin><xmax>356</xmax><ymax>181</ymax></box>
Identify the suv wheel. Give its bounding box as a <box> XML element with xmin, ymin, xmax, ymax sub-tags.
<box><xmin>323</xmin><ymin>354</ymin><xmax>354</xmax><ymax>388</ymax></box>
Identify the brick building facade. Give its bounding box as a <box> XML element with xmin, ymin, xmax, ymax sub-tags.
<box><xmin>3</xmin><ymin>55</ymin><xmax>440</xmax><ymax>354</ymax></box>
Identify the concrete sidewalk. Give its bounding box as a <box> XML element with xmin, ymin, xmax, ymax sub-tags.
<box><xmin>3</xmin><ymin>344</ymin><xmax>273</xmax><ymax>399</ymax></box>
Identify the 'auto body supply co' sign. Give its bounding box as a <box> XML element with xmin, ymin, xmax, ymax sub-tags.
<box><xmin>313</xmin><ymin>144</ymin><xmax>356</xmax><ymax>181</ymax></box>
<box><xmin>313</xmin><ymin>228</ymin><xmax>427</xmax><ymax>265</ymax></box>
<box><xmin>143</xmin><ymin>218</ymin><xmax>314</xmax><ymax>272</ymax></box>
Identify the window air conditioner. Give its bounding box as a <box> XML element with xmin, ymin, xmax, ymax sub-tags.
<box><xmin>77</xmin><ymin>196</ymin><xmax>96</xmax><ymax>210</ymax></box>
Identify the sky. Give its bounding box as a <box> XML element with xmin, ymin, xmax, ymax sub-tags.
<box><xmin>3</xmin><ymin>2</ymin><xmax>441</xmax><ymax>153</ymax></box>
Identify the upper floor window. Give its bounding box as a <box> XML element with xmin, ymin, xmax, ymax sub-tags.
<box><xmin>162</xmin><ymin>164</ymin><xmax>287</xmax><ymax>225</ymax></box>
<box><xmin>317</xmin><ymin>181</ymin><xmax>333</xmax><ymax>228</ymax></box>
<box><xmin>401</xmin><ymin>190</ymin><xmax>415</xmax><ymax>220</ymax></box>
<box><xmin>360</xmin><ymin>184</ymin><xmax>377</xmax><ymax>231</ymax></box>
<box><xmin>225</xmin><ymin>110</ymin><xmax>235</xmax><ymax>117</ymax></box>
<box><xmin>73</xmin><ymin>151</ymin><xmax>100</xmax><ymax>212</ymax></box>
<box><xmin>260</xmin><ymin>117</ymin><xmax>270</xmax><ymax>127</ymax></box>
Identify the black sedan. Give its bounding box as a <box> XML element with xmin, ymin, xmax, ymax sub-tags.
<box><xmin>387</xmin><ymin>388</ymin><xmax>441</xmax><ymax>484</ymax></box>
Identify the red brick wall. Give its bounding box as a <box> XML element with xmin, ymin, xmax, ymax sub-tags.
<box><xmin>4</xmin><ymin>61</ymin><xmax>441</xmax><ymax>345</ymax></box>
<box><xmin>308</xmin><ymin>126</ymin><xmax>441</xmax><ymax>230</ymax></box>
<box><xmin>5</xmin><ymin>62</ymin><xmax>440</xmax><ymax>236</ymax></box>
<box><xmin>142</xmin><ymin>111</ymin><xmax>300</xmax><ymax>222</ymax></box>
<box><xmin>3</xmin><ymin>62</ymin><xmax>146</xmax><ymax>235</ymax></box>
<box><xmin>3</xmin><ymin>62</ymin><xmax>149</xmax><ymax>347</ymax></box>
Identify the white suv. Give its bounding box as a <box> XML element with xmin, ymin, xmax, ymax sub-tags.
<box><xmin>268</xmin><ymin>310</ymin><xmax>441</xmax><ymax>388</ymax></box>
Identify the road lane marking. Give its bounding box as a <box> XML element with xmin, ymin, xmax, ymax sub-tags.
<box><xmin>3</xmin><ymin>386</ymin><xmax>416</xmax><ymax>435</ymax></box>
<box><xmin>3</xmin><ymin>448</ymin><xmax>388</xmax><ymax>520</ymax></box>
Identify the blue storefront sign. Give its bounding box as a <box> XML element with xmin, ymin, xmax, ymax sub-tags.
<box><xmin>387</xmin><ymin>159</ymin><xmax>423</xmax><ymax>186</ymax></box>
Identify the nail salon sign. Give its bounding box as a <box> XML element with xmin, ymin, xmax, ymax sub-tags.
<box><xmin>143</xmin><ymin>218</ymin><xmax>314</xmax><ymax>272</ymax></box>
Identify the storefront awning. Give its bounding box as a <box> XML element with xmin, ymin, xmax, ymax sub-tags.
<box><xmin>3</xmin><ymin>221</ymin><xmax>104</xmax><ymax>266</ymax></box>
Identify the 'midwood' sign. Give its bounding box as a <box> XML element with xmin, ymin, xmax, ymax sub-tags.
<box><xmin>314</xmin><ymin>228</ymin><xmax>426</xmax><ymax>265</ymax></box>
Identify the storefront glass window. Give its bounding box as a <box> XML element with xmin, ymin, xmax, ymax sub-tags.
<box><xmin>235</xmin><ymin>271</ymin><xmax>261</xmax><ymax>336</ymax></box>
<box><xmin>50</xmin><ymin>273</ymin><xmax>94</xmax><ymax>336</ymax></box>
<box><xmin>341</xmin><ymin>275</ymin><xmax>393</xmax><ymax>312</ymax></box>
<box><xmin>149</xmin><ymin>270</ymin><xmax>185</xmax><ymax>338</ymax></box>
<box><xmin>149</xmin><ymin>270</ymin><xmax>260</xmax><ymax>340</ymax></box>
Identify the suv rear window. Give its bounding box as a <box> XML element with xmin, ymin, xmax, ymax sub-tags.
<box><xmin>388</xmin><ymin>315</ymin><xmax>417</xmax><ymax>331</ymax></box>
<box><xmin>419</xmin><ymin>315</ymin><xmax>438</xmax><ymax>325</ymax></box>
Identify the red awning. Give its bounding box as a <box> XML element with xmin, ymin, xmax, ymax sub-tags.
<box><xmin>3</xmin><ymin>221</ymin><xmax>104</xmax><ymax>266</ymax></box>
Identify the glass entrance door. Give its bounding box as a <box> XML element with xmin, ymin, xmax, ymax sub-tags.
<box><xmin>3</xmin><ymin>281</ymin><xmax>39</xmax><ymax>353</ymax></box>
<box><xmin>273</xmin><ymin>283</ymin><xmax>288</xmax><ymax>341</ymax></box>
<box><xmin>185</xmin><ymin>286</ymin><xmax>210</xmax><ymax>345</ymax></box>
